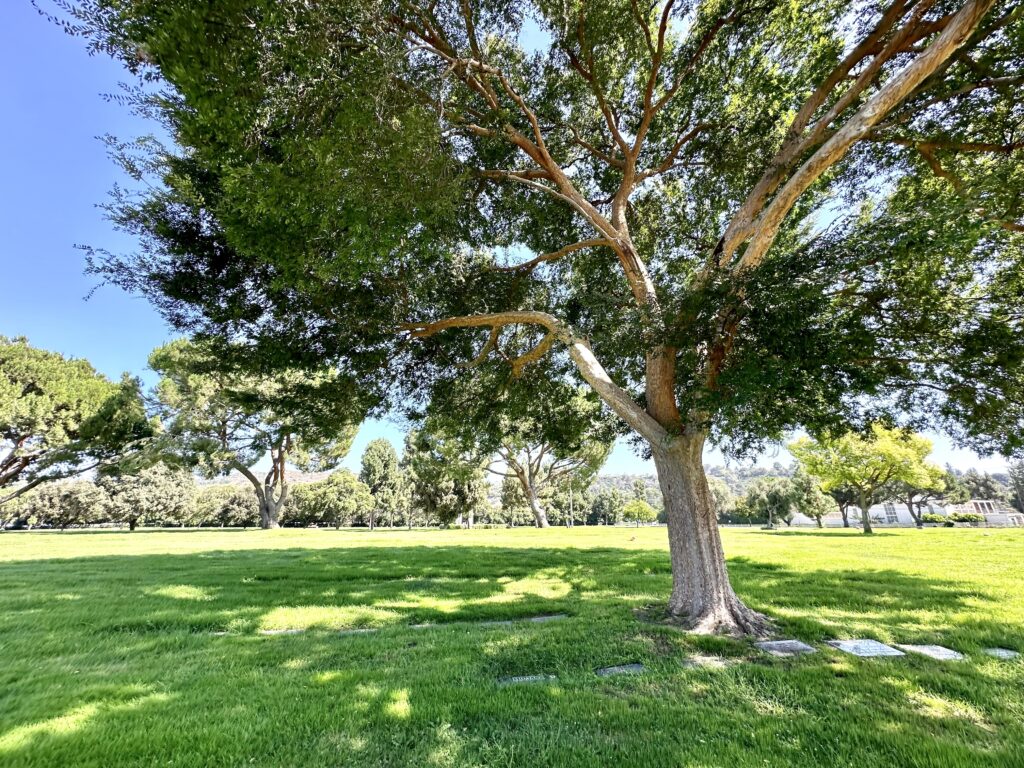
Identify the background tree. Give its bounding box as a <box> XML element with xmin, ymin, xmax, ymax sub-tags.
<box><xmin>789</xmin><ymin>469</ymin><xmax>835</xmax><ymax>528</ymax></box>
<box><xmin>737</xmin><ymin>477</ymin><xmax>796</xmax><ymax>529</ymax></box>
<box><xmin>426</xmin><ymin>376</ymin><xmax>616</xmax><ymax>528</ymax></box>
<box><xmin>150</xmin><ymin>339</ymin><xmax>362</xmax><ymax>529</ymax></box>
<box><xmin>499</xmin><ymin>475</ymin><xmax>534</xmax><ymax>527</ymax></box>
<box><xmin>309</xmin><ymin>470</ymin><xmax>374</xmax><ymax>529</ymax></box>
<box><xmin>622</xmin><ymin>499</ymin><xmax>658</xmax><ymax>527</ymax></box>
<box><xmin>403</xmin><ymin>428</ymin><xmax>488</xmax><ymax>528</ymax></box>
<box><xmin>194</xmin><ymin>484</ymin><xmax>260</xmax><ymax>528</ymax></box>
<box><xmin>15</xmin><ymin>481</ymin><xmax>108</xmax><ymax>531</ymax></box>
<box><xmin>887</xmin><ymin>464</ymin><xmax>958</xmax><ymax>527</ymax></box>
<box><xmin>791</xmin><ymin>425</ymin><xmax>941</xmax><ymax>534</ymax></box>
<box><xmin>1</xmin><ymin>336</ymin><xmax>152</xmax><ymax>506</ymax></box>
<box><xmin>828</xmin><ymin>487</ymin><xmax>859</xmax><ymax>528</ymax></box>
<box><xmin>957</xmin><ymin>468</ymin><xmax>1012</xmax><ymax>502</ymax></box>
<box><xmin>359</xmin><ymin>439</ymin><xmax>408</xmax><ymax>529</ymax></box>
<box><xmin>69</xmin><ymin>0</ymin><xmax>1024</xmax><ymax>634</ymax></box>
<box><xmin>98</xmin><ymin>463</ymin><xmax>196</xmax><ymax>531</ymax></box>
<box><xmin>1009</xmin><ymin>460</ymin><xmax>1024</xmax><ymax>514</ymax></box>
<box><xmin>707</xmin><ymin>477</ymin><xmax>737</xmax><ymax>523</ymax></box>
<box><xmin>589</xmin><ymin>487</ymin><xmax>626</xmax><ymax>526</ymax></box>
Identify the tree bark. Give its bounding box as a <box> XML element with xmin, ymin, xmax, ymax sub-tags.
<box><xmin>653</xmin><ymin>435</ymin><xmax>770</xmax><ymax>636</ymax></box>
<box><xmin>259</xmin><ymin>497</ymin><xmax>281</xmax><ymax>529</ymax></box>
<box><xmin>840</xmin><ymin>505</ymin><xmax>850</xmax><ymax>528</ymax></box>
<box><xmin>526</xmin><ymin>488</ymin><xmax>550</xmax><ymax>528</ymax></box>
<box><xmin>905</xmin><ymin>494</ymin><xmax>923</xmax><ymax>528</ymax></box>
<box><xmin>857</xmin><ymin>490</ymin><xmax>874</xmax><ymax>534</ymax></box>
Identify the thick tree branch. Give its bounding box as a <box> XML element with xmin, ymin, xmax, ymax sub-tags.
<box><xmin>401</xmin><ymin>312</ymin><xmax>672</xmax><ymax>445</ymax></box>
<box><xmin>733</xmin><ymin>0</ymin><xmax>996</xmax><ymax>273</ymax></box>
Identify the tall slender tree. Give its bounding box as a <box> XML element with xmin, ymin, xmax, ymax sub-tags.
<box><xmin>68</xmin><ymin>0</ymin><xmax>1024</xmax><ymax>634</ymax></box>
<box><xmin>359</xmin><ymin>438</ymin><xmax>408</xmax><ymax>529</ymax></box>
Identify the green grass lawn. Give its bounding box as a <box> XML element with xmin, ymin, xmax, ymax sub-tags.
<box><xmin>1</xmin><ymin>527</ymin><xmax>1021</xmax><ymax>767</ymax></box>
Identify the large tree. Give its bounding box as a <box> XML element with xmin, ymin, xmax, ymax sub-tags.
<box><xmin>790</xmin><ymin>424</ymin><xmax>942</xmax><ymax>533</ymax></box>
<box><xmin>403</xmin><ymin>427</ymin><xmax>489</xmax><ymax>527</ymax></box>
<box><xmin>426</xmin><ymin>375</ymin><xmax>615</xmax><ymax>527</ymax></box>
<box><xmin>149</xmin><ymin>339</ymin><xmax>363</xmax><ymax>528</ymax></box>
<box><xmin>0</xmin><ymin>336</ymin><xmax>152</xmax><ymax>507</ymax></box>
<box><xmin>68</xmin><ymin>0</ymin><xmax>1024</xmax><ymax>634</ymax></box>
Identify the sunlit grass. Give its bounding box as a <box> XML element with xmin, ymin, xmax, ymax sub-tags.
<box><xmin>0</xmin><ymin>527</ymin><xmax>1021</xmax><ymax>766</ymax></box>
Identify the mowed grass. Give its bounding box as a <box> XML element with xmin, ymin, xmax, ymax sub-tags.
<box><xmin>0</xmin><ymin>527</ymin><xmax>1022</xmax><ymax>767</ymax></box>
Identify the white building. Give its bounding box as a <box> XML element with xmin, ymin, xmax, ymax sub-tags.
<box><xmin>791</xmin><ymin>499</ymin><xmax>1024</xmax><ymax>528</ymax></box>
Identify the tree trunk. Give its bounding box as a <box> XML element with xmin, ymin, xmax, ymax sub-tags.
<box><xmin>525</xmin><ymin>486</ymin><xmax>549</xmax><ymax>528</ymax></box>
<box><xmin>128</xmin><ymin>518</ymin><xmax>137</xmax><ymax>532</ymax></box>
<box><xmin>840</xmin><ymin>505</ymin><xmax>850</xmax><ymax>527</ymax></box>
<box><xmin>259</xmin><ymin>497</ymin><xmax>281</xmax><ymax>529</ymax></box>
<box><xmin>857</xmin><ymin>491</ymin><xmax>874</xmax><ymax>534</ymax></box>
<box><xmin>652</xmin><ymin>436</ymin><xmax>770</xmax><ymax>636</ymax></box>
<box><xmin>906</xmin><ymin>494</ymin><xmax>923</xmax><ymax>528</ymax></box>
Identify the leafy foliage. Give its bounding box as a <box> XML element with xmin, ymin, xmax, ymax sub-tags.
<box><xmin>0</xmin><ymin>336</ymin><xmax>152</xmax><ymax>504</ymax></box>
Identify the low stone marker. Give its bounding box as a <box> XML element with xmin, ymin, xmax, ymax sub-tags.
<box><xmin>595</xmin><ymin>663</ymin><xmax>645</xmax><ymax>677</ymax></box>
<box><xmin>498</xmin><ymin>674</ymin><xmax>557</xmax><ymax>685</ymax></box>
<box><xmin>984</xmin><ymin>647</ymin><xmax>1020</xmax><ymax>660</ymax></box>
<box><xmin>477</xmin><ymin>619</ymin><xmax>514</xmax><ymax>627</ymax></box>
<box><xmin>680</xmin><ymin>655</ymin><xmax>734</xmax><ymax>670</ymax></box>
<box><xmin>756</xmin><ymin>640</ymin><xmax>817</xmax><ymax>657</ymax></box>
<box><xmin>259</xmin><ymin>628</ymin><xmax>305</xmax><ymax>636</ymax></box>
<box><xmin>895</xmin><ymin>644</ymin><xmax>964</xmax><ymax>661</ymax></box>
<box><xmin>210</xmin><ymin>630</ymin><xmax>230</xmax><ymax>636</ymax></box>
<box><xmin>525</xmin><ymin>614</ymin><xmax>567</xmax><ymax>623</ymax></box>
<box><xmin>826</xmin><ymin>639</ymin><xmax>904</xmax><ymax>658</ymax></box>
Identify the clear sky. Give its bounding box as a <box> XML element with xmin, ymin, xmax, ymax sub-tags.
<box><xmin>0</xmin><ymin>3</ymin><xmax>1009</xmax><ymax>476</ymax></box>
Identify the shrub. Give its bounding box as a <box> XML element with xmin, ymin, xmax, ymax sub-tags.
<box><xmin>920</xmin><ymin>513</ymin><xmax>949</xmax><ymax>525</ymax></box>
<box><xmin>950</xmin><ymin>512</ymin><xmax>985</xmax><ymax>524</ymax></box>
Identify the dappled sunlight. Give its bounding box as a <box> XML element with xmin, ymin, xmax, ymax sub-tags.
<box><xmin>474</xmin><ymin>572</ymin><xmax>572</xmax><ymax>605</ymax></box>
<box><xmin>259</xmin><ymin>605</ymin><xmax>402</xmax><ymax>631</ymax></box>
<box><xmin>2</xmin><ymin>529</ymin><xmax>1023</xmax><ymax>766</ymax></box>
<box><xmin>146</xmin><ymin>584</ymin><xmax>216</xmax><ymax>601</ymax></box>
<box><xmin>909</xmin><ymin>690</ymin><xmax>994</xmax><ymax>731</ymax></box>
<box><xmin>377</xmin><ymin>593</ymin><xmax>469</xmax><ymax>614</ymax></box>
<box><xmin>385</xmin><ymin>689</ymin><xmax>411</xmax><ymax>719</ymax></box>
<box><xmin>0</xmin><ymin>693</ymin><xmax>172</xmax><ymax>754</ymax></box>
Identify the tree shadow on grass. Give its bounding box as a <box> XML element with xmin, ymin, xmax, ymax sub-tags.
<box><xmin>0</xmin><ymin>543</ymin><xmax>1021</xmax><ymax>767</ymax></box>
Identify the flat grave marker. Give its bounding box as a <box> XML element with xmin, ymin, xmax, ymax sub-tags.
<box><xmin>525</xmin><ymin>614</ymin><xmax>567</xmax><ymax>623</ymax></box>
<box><xmin>984</xmin><ymin>647</ymin><xmax>1020</xmax><ymax>660</ymax></box>
<box><xmin>756</xmin><ymin>640</ymin><xmax>817</xmax><ymax>657</ymax></box>
<box><xmin>259</xmin><ymin>628</ymin><xmax>305</xmax><ymax>636</ymax></box>
<box><xmin>595</xmin><ymin>663</ymin><xmax>645</xmax><ymax>677</ymax></box>
<box><xmin>498</xmin><ymin>674</ymin><xmax>557</xmax><ymax>686</ymax></box>
<box><xmin>680</xmin><ymin>654</ymin><xmax>735</xmax><ymax>670</ymax></box>
<box><xmin>895</xmin><ymin>644</ymin><xmax>964</xmax><ymax>661</ymax></box>
<box><xmin>826</xmin><ymin>639</ymin><xmax>905</xmax><ymax>658</ymax></box>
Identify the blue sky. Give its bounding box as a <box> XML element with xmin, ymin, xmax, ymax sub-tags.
<box><xmin>0</xmin><ymin>3</ymin><xmax>1008</xmax><ymax>475</ymax></box>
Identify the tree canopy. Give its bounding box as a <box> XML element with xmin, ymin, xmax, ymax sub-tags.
<box><xmin>149</xmin><ymin>339</ymin><xmax>363</xmax><ymax>527</ymax></box>
<box><xmin>359</xmin><ymin>438</ymin><xmax>409</xmax><ymax>529</ymax></box>
<box><xmin>61</xmin><ymin>0</ymin><xmax>1024</xmax><ymax>634</ymax></box>
<box><xmin>790</xmin><ymin>424</ymin><xmax>943</xmax><ymax>533</ymax></box>
<box><xmin>0</xmin><ymin>336</ymin><xmax>152</xmax><ymax>506</ymax></box>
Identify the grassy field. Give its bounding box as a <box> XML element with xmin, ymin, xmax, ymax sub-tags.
<box><xmin>0</xmin><ymin>527</ymin><xmax>1021</xmax><ymax>768</ymax></box>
